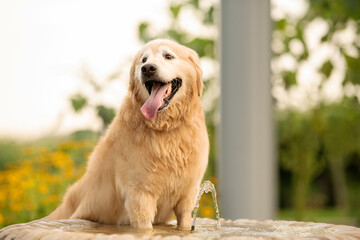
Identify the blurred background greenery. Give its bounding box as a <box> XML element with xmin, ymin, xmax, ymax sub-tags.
<box><xmin>1</xmin><ymin>0</ymin><xmax>360</xmax><ymax>228</ymax></box>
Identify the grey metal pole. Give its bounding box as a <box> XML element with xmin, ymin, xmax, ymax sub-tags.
<box><xmin>219</xmin><ymin>0</ymin><xmax>276</xmax><ymax>220</ymax></box>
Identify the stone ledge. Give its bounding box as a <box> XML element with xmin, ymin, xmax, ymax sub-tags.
<box><xmin>1</xmin><ymin>217</ymin><xmax>360</xmax><ymax>240</ymax></box>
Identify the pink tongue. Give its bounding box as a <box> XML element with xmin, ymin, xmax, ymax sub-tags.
<box><xmin>141</xmin><ymin>83</ymin><xmax>169</xmax><ymax>120</ymax></box>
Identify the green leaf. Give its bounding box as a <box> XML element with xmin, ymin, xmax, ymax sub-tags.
<box><xmin>71</xmin><ymin>94</ymin><xmax>87</xmax><ymax>112</ymax></box>
<box><xmin>282</xmin><ymin>71</ymin><xmax>297</xmax><ymax>89</ymax></box>
<box><xmin>344</xmin><ymin>0</ymin><xmax>360</xmax><ymax>18</ymax></box>
<box><xmin>138</xmin><ymin>22</ymin><xmax>150</xmax><ymax>43</ymax></box>
<box><xmin>321</xmin><ymin>33</ymin><xmax>329</xmax><ymax>42</ymax></box>
<box><xmin>309</xmin><ymin>0</ymin><xmax>360</xmax><ymax>22</ymax></box>
<box><xmin>189</xmin><ymin>0</ymin><xmax>199</xmax><ymax>9</ymax></box>
<box><xmin>344</xmin><ymin>54</ymin><xmax>360</xmax><ymax>85</ymax></box>
<box><xmin>167</xmin><ymin>29</ymin><xmax>186</xmax><ymax>44</ymax></box>
<box><xmin>276</xmin><ymin>19</ymin><xmax>287</xmax><ymax>31</ymax></box>
<box><xmin>204</xmin><ymin>6</ymin><xmax>214</xmax><ymax>24</ymax></box>
<box><xmin>320</xmin><ymin>60</ymin><xmax>333</xmax><ymax>78</ymax></box>
<box><xmin>170</xmin><ymin>4</ymin><xmax>182</xmax><ymax>19</ymax></box>
<box><xmin>187</xmin><ymin>38</ymin><xmax>214</xmax><ymax>58</ymax></box>
<box><xmin>96</xmin><ymin>105</ymin><xmax>115</xmax><ymax>126</ymax></box>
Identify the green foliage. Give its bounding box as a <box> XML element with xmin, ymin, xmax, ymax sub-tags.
<box><xmin>274</xmin><ymin>0</ymin><xmax>360</xmax><ymax>222</ymax></box>
<box><xmin>138</xmin><ymin>22</ymin><xmax>151</xmax><ymax>43</ymax></box>
<box><xmin>320</xmin><ymin>60</ymin><xmax>333</xmax><ymax>79</ymax></box>
<box><xmin>276</xmin><ymin>19</ymin><xmax>287</xmax><ymax>31</ymax></box>
<box><xmin>282</xmin><ymin>71</ymin><xmax>297</xmax><ymax>89</ymax></box>
<box><xmin>187</xmin><ymin>38</ymin><xmax>215</xmax><ymax>58</ymax></box>
<box><xmin>70</xmin><ymin>92</ymin><xmax>116</xmax><ymax>130</ymax></box>
<box><xmin>314</xmin><ymin>98</ymin><xmax>360</xmax><ymax>210</ymax></box>
<box><xmin>279</xmin><ymin>208</ymin><xmax>358</xmax><ymax>226</ymax></box>
<box><xmin>170</xmin><ymin>4</ymin><xmax>182</xmax><ymax>19</ymax></box>
<box><xmin>344</xmin><ymin>54</ymin><xmax>360</xmax><ymax>85</ymax></box>
<box><xmin>0</xmin><ymin>141</ymin><xmax>22</xmax><ymax>170</ymax></box>
<box><xmin>311</xmin><ymin>0</ymin><xmax>360</xmax><ymax>20</ymax></box>
<box><xmin>278</xmin><ymin>99</ymin><xmax>360</xmax><ymax>220</ymax></box>
<box><xmin>278</xmin><ymin>109</ymin><xmax>325</xmax><ymax>218</ymax></box>
<box><xmin>70</xmin><ymin>130</ymin><xmax>99</xmax><ymax>141</ymax></box>
<box><xmin>204</xmin><ymin>6</ymin><xmax>215</xmax><ymax>24</ymax></box>
<box><xmin>96</xmin><ymin>105</ymin><xmax>116</xmax><ymax>127</ymax></box>
<box><xmin>273</xmin><ymin>0</ymin><xmax>360</xmax><ymax>89</ymax></box>
<box><xmin>315</xmin><ymin>98</ymin><xmax>360</xmax><ymax>156</ymax></box>
<box><xmin>69</xmin><ymin>65</ymin><xmax>118</xmax><ymax>130</ymax></box>
<box><xmin>71</xmin><ymin>94</ymin><xmax>87</xmax><ymax>112</ymax></box>
<box><xmin>136</xmin><ymin>0</ymin><xmax>217</xmax><ymax>61</ymax></box>
<box><xmin>189</xmin><ymin>0</ymin><xmax>199</xmax><ymax>9</ymax></box>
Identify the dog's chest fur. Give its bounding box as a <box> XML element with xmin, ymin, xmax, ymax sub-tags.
<box><xmin>118</xmin><ymin>118</ymin><xmax>205</xmax><ymax>187</ymax></box>
<box><xmin>106</xmin><ymin>101</ymin><xmax>207</xmax><ymax>206</ymax></box>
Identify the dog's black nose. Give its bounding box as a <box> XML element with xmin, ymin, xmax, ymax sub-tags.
<box><xmin>141</xmin><ymin>63</ymin><xmax>157</xmax><ymax>77</ymax></box>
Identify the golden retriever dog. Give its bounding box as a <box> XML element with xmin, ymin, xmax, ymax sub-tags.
<box><xmin>48</xmin><ymin>39</ymin><xmax>209</xmax><ymax>229</ymax></box>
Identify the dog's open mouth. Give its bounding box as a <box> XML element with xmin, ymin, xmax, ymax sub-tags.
<box><xmin>141</xmin><ymin>78</ymin><xmax>182</xmax><ymax>121</ymax></box>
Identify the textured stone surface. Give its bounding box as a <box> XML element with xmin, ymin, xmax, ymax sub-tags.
<box><xmin>1</xmin><ymin>217</ymin><xmax>360</xmax><ymax>239</ymax></box>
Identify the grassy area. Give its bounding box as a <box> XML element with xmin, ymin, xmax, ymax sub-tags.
<box><xmin>278</xmin><ymin>208</ymin><xmax>359</xmax><ymax>227</ymax></box>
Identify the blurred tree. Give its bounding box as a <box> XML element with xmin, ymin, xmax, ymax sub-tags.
<box><xmin>69</xmin><ymin>64</ymin><xmax>121</xmax><ymax>132</ymax></box>
<box><xmin>137</xmin><ymin>0</ymin><xmax>216</xmax><ymax>59</ymax></box>
<box><xmin>314</xmin><ymin>97</ymin><xmax>360</xmax><ymax>210</ymax></box>
<box><xmin>278</xmin><ymin>110</ymin><xmax>325</xmax><ymax>218</ymax></box>
<box><xmin>274</xmin><ymin>0</ymin><xmax>360</xmax><ymax>215</ymax></box>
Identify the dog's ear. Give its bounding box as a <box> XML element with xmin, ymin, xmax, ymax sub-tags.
<box><xmin>188</xmin><ymin>49</ymin><xmax>203</xmax><ymax>97</ymax></box>
<box><xmin>129</xmin><ymin>51</ymin><xmax>141</xmax><ymax>92</ymax></box>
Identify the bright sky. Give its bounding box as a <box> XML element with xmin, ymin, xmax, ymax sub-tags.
<box><xmin>0</xmin><ymin>0</ymin><xmax>169</xmax><ymax>140</ymax></box>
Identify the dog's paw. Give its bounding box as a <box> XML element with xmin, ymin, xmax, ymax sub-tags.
<box><xmin>131</xmin><ymin>220</ymin><xmax>153</xmax><ymax>229</ymax></box>
<box><xmin>177</xmin><ymin>224</ymin><xmax>191</xmax><ymax>231</ymax></box>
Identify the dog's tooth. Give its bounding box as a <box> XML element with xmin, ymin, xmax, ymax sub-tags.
<box><xmin>167</xmin><ymin>83</ymin><xmax>172</xmax><ymax>96</ymax></box>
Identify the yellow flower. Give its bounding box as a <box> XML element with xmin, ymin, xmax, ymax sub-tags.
<box><xmin>0</xmin><ymin>140</ymin><xmax>92</xmax><ymax>225</ymax></box>
<box><xmin>21</xmin><ymin>179</ymin><xmax>35</xmax><ymax>189</ymax></box>
<box><xmin>38</xmin><ymin>184</ymin><xmax>49</xmax><ymax>194</ymax></box>
<box><xmin>48</xmin><ymin>194</ymin><xmax>59</xmax><ymax>203</ymax></box>
<box><xmin>0</xmin><ymin>191</ymin><xmax>6</xmax><ymax>203</ymax></box>
<box><xmin>200</xmin><ymin>205</ymin><xmax>215</xmax><ymax>218</ymax></box>
<box><xmin>39</xmin><ymin>147</ymin><xmax>49</xmax><ymax>154</ymax></box>
<box><xmin>10</xmin><ymin>203</ymin><xmax>22</xmax><ymax>212</ymax></box>
<box><xmin>10</xmin><ymin>188</ymin><xmax>22</xmax><ymax>201</ymax></box>
<box><xmin>65</xmin><ymin>167</ymin><xmax>73</xmax><ymax>178</ymax></box>
<box><xmin>26</xmin><ymin>203</ymin><xmax>35</xmax><ymax>211</ymax></box>
<box><xmin>22</xmin><ymin>147</ymin><xmax>33</xmax><ymax>155</ymax></box>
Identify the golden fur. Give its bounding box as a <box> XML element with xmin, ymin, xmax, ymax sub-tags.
<box><xmin>48</xmin><ymin>39</ymin><xmax>209</xmax><ymax>229</ymax></box>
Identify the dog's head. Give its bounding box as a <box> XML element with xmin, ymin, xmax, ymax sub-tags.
<box><xmin>129</xmin><ymin>39</ymin><xmax>203</xmax><ymax>121</ymax></box>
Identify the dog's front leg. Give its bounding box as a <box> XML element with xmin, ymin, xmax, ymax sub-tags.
<box><xmin>125</xmin><ymin>190</ymin><xmax>156</xmax><ymax>229</ymax></box>
<box><xmin>174</xmin><ymin>194</ymin><xmax>197</xmax><ymax>230</ymax></box>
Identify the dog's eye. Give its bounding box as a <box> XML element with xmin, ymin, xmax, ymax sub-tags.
<box><xmin>142</xmin><ymin>57</ymin><xmax>147</xmax><ymax>63</ymax></box>
<box><xmin>164</xmin><ymin>54</ymin><xmax>174</xmax><ymax>60</ymax></box>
